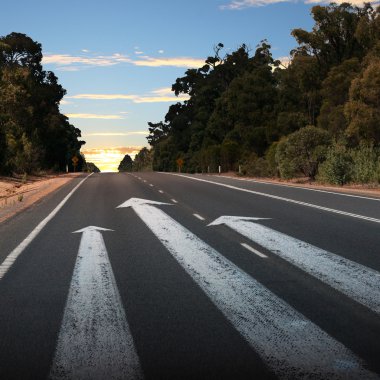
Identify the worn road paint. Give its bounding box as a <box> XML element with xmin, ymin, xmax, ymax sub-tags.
<box><xmin>210</xmin><ymin>216</ymin><xmax>380</xmax><ymax>314</ymax></box>
<box><xmin>165</xmin><ymin>173</ymin><xmax>380</xmax><ymax>224</ymax></box>
<box><xmin>0</xmin><ymin>174</ymin><xmax>92</xmax><ymax>281</ymax></box>
<box><xmin>240</xmin><ymin>242</ymin><xmax>268</xmax><ymax>258</ymax></box>
<box><xmin>117</xmin><ymin>198</ymin><xmax>376</xmax><ymax>379</ymax></box>
<box><xmin>50</xmin><ymin>226</ymin><xmax>142</xmax><ymax>380</ymax></box>
<box><xmin>193</xmin><ymin>213</ymin><xmax>205</xmax><ymax>221</ymax></box>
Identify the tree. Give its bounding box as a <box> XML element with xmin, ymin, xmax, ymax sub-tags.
<box><xmin>0</xmin><ymin>32</ymin><xmax>85</xmax><ymax>174</ymax></box>
<box><xmin>344</xmin><ymin>59</ymin><xmax>380</xmax><ymax>144</ymax></box>
<box><xmin>291</xmin><ymin>4</ymin><xmax>369</xmax><ymax>70</ymax></box>
<box><xmin>276</xmin><ymin>126</ymin><xmax>331</xmax><ymax>179</ymax></box>
<box><xmin>118</xmin><ymin>154</ymin><xmax>133</xmax><ymax>172</ymax></box>
<box><xmin>317</xmin><ymin>58</ymin><xmax>360</xmax><ymax>137</ymax></box>
<box><xmin>86</xmin><ymin>162</ymin><xmax>101</xmax><ymax>173</ymax></box>
<box><xmin>133</xmin><ymin>147</ymin><xmax>153</xmax><ymax>171</ymax></box>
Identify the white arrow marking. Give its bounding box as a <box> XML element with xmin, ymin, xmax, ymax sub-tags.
<box><xmin>50</xmin><ymin>226</ymin><xmax>142</xmax><ymax>380</ymax></box>
<box><xmin>210</xmin><ymin>216</ymin><xmax>380</xmax><ymax>315</ymax></box>
<box><xmin>117</xmin><ymin>198</ymin><xmax>377</xmax><ymax>379</ymax></box>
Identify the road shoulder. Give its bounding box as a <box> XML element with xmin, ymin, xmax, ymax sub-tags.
<box><xmin>0</xmin><ymin>173</ymin><xmax>83</xmax><ymax>224</ymax></box>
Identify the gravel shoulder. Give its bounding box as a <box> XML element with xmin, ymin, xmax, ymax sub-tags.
<box><xmin>210</xmin><ymin>173</ymin><xmax>380</xmax><ymax>199</ymax></box>
<box><xmin>0</xmin><ymin>173</ymin><xmax>83</xmax><ymax>223</ymax></box>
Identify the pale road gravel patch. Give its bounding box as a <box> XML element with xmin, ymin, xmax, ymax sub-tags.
<box><xmin>0</xmin><ymin>173</ymin><xmax>83</xmax><ymax>224</ymax></box>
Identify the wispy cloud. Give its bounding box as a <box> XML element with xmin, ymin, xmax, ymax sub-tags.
<box><xmin>220</xmin><ymin>0</ymin><xmax>289</xmax><ymax>9</ymax></box>
<box><xmin>220</xmin><ymin>0</ymin><xmax>374</xmax><ymax>8</ymax></box>
<box><xmin>43</xmin><ymin>52</ymin><xmax>204</xmax><ymax>70</ymax></box>
<box><xmin>65</xmin><ymin>113</ymin><xmax>125</xmax><ymax>119</ymax></box>
<box><xmin>132</xmin><ymin>56</ymin><xmax>205</xmax><ymax>68</ymax></box>
<box><xmin>66</xmin><ymin>87</ymin><xmax>189</xmax><ymax>104</ymax></box>
<box><xmin>68</xmin><ymin>94</ymin><xmax>137</xmax><ymax>100</ymax></box>
<box><xmin>60</xmin><ymin>99</ymin><xmax>73</xmax><ymax>105</ymax></box>
<box><xmin>43</xmin><ymin>54</ymin><xmax>120</xmax><ymax>67</ymax></box>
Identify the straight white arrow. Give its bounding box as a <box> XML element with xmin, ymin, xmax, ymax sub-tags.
<box><xmin>50</xmin><ymin>226</ymin><xmax>142</xmax><ymax>380</ymax></box>
<box><xmin>209</xmin><ymin>216</ymin><xmax>380</xmax><ymax>315</ymax></box>
<box><xmin>117</xmin><ymin>198</ymin><xmax>377</xmax><ymax>379</ymax></box>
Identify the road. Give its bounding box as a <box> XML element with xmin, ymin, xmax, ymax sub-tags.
<box><xmin>0</xmin><ymin>172</ymin><xmax>379</xmax><ymax>379</ymax></box>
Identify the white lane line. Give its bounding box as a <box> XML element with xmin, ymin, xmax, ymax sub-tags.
<box><xmin>171</xmin><ymin>199</ymin><xmax>178</xmax><ymax>203</ymax></box>
<box><xmin>50</xmin><ymin>226</ymin><xmax>142</xmax><ymax>380</ymax></box>
<box><xmin>138</xmin><ymin>177</ymin><xmax>142</xmax><ymax>180</ymax></box>
<box><xmin>241</xmin><ymin>243</ymin><xmax>268</xmax><ymax>258</ymax></box>
<box><xmin>158</xmin><ymin>190</ymin><xmax>164</xmax><ymax>194</ymax></box>
<box><xmin>143</xmin><ymin>180</ymin><xmax>147</xmax><ymax>183</ymax></box>
<box><xmin>217</xmin><ymin>175</ymin><xmax>380</xmax><ymax>201</ymax></box>
<box><xmin>149</xmin><ymin>184</ymin><xmax>154</xmax><ymax>187</ymax></box>
<box><xmin>164</xmin><ymin>173</ymin><xmax>380</xmax><ymax>224</ymax></box>
<box><xmin>211</xmin><ymin>216</ymin><xmax>380</xmax><ymax>314</ymax></box>
<box><xmin>0</xmin><ymin>174</ymin><xmax>92</xmax><ymax>281</ymax></box>
<box><xmin>193</xmin><ymin>213</ymin><xmax>205</xmax><ymax>221</ymax></box>
<box><xmin>117</xmin><ymin>198</ymin><xmax>376</xmax><ymax>379</ymax></box>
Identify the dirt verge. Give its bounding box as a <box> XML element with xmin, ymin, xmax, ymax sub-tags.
<box><xmin>211</xmin><ymin>172</ymin><xmax>380</xmax><ymax>199</ymax></box>
<box><xmin>0</xmin><ymin>173</ymin><xmax>83</xmax><ymax>224</ymax></box>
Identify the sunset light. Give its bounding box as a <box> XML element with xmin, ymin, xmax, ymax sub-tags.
<box><xmin>81</xmin><ymin>147</ymin><xmax>142</xmax><ymax>172</ymax></box>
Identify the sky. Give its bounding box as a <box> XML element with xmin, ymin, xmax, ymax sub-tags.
<box><xmin>1</xmin><ymin>0</ymin><xmax>369</xmax><ymax>171</ymax></box>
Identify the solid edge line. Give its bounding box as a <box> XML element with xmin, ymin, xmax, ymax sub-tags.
<box><xmin>163</xmin><ymin>173</ymin><xmax>380</xmax><ymax>224</ymax></box>
<box><xmin>216</xmin><ymin>175</ymin><xmax>380</xmax><ymax>202</ymax></box>
<box><xmin>0</xmin><ymin>173</ymin><xmax>93</xmax><ymax>280</ymax></box>
<box><xmin>241</xmin><ymin>243</ymin><xmax>268</xmax><ymax>258</ymax></box>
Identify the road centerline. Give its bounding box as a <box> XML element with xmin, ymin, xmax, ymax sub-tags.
<box><xmin>241</xmin><ymin>243</ymin><xmax>268</xmax><ymax>258</ymax></box>
<box><xmin>117</xmin><ymin>198</ymin><xmax>377</xmax><ymax>379</ymax></box>
<box><xmin>193</xmin><ymin>213</ymin><xmax>205</xmax><ymax>221</ymax></box>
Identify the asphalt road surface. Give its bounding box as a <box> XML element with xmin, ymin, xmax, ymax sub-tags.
<box><xmin>0</xmin><ymin>172</ymin><xmax>379</xmax><ymax>379</ymax></box>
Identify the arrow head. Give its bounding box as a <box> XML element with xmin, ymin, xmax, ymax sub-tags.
<box><xmin>208</xmin><ymin>216</ymin><xmax>270</xmax><ymax>227</ymax></box>
<box><xmin>73</xmin><ymin>226</ymin><xmax>114</xmax><ymax>234</ymax></box>
<box><xmin>116</xmin><ymin>197</ymin><xmax>172</xmax><ymax>208</ymax></box>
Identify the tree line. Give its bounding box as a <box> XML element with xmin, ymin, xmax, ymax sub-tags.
<box><xmin>118</xmin><ymin>148</ymin><xmax>153</xmax><ymax>172</ymax></box>
<box><xmin>0</xmin><ymin>33</ymin><xmax>86</xmax><ymax>175</ymax></box>
<box><xmin>145</xmin><ymin>3</ymin><xmax>380</xmax><ymax>185</ymax></box>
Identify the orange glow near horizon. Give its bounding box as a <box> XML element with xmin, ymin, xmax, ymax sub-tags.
<box><xmin>81</xmin><ymin>146</ymin><xmax>143</xmax><ymax>172</ymax></box>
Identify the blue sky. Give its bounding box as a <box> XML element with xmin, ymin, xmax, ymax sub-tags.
<box><xmin>1</xmin><ymin>0</ymin><xmax>359</xmax><ymax>171</ymax></box>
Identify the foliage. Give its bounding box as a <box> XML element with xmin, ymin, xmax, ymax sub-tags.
<box><xmin>317</xmin><ymin>141</ymin><xmax>380</xmax><ymax>185</ymax></box>
<box><xmin>0</xmin><ymin>32</ymin><xmax>85</xmax><ymax>175</ymax></box>
<box><xmin>133</xmin><ymin>147</ymin><xmax>153</xmax><ymax>171</ymax></box>
<box><xmin>350</xmin><ymin>142</ymin><xmax>380</xmax><ymax>183</ymax></box>
<box><xmin>241</xmin><ymin>154</ymin><xmax>273</xmax><ymax>177</ymax></box>
<box><xmin>276</xmin><ymin>126</ymin><xmax>331</xmax><ymax>179</ymax></box>
<box><xmin>85</xmin><ymin>162</ymin><xmax>101</xmax><ymax>173</ymax></box>
<box><xmin>146</xmin><ymin>4</ymin><xmax>380</xmax><ymax>185</ymax></box>
<box><xmin>118</xmin><ymin>154</ymin><xmax>133</xmax><ymax>172</ymax></box>
<box><xmin>317</xmin><ymin>143</ymin><xmax>353</xmax><ymax>185</ymax></box>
